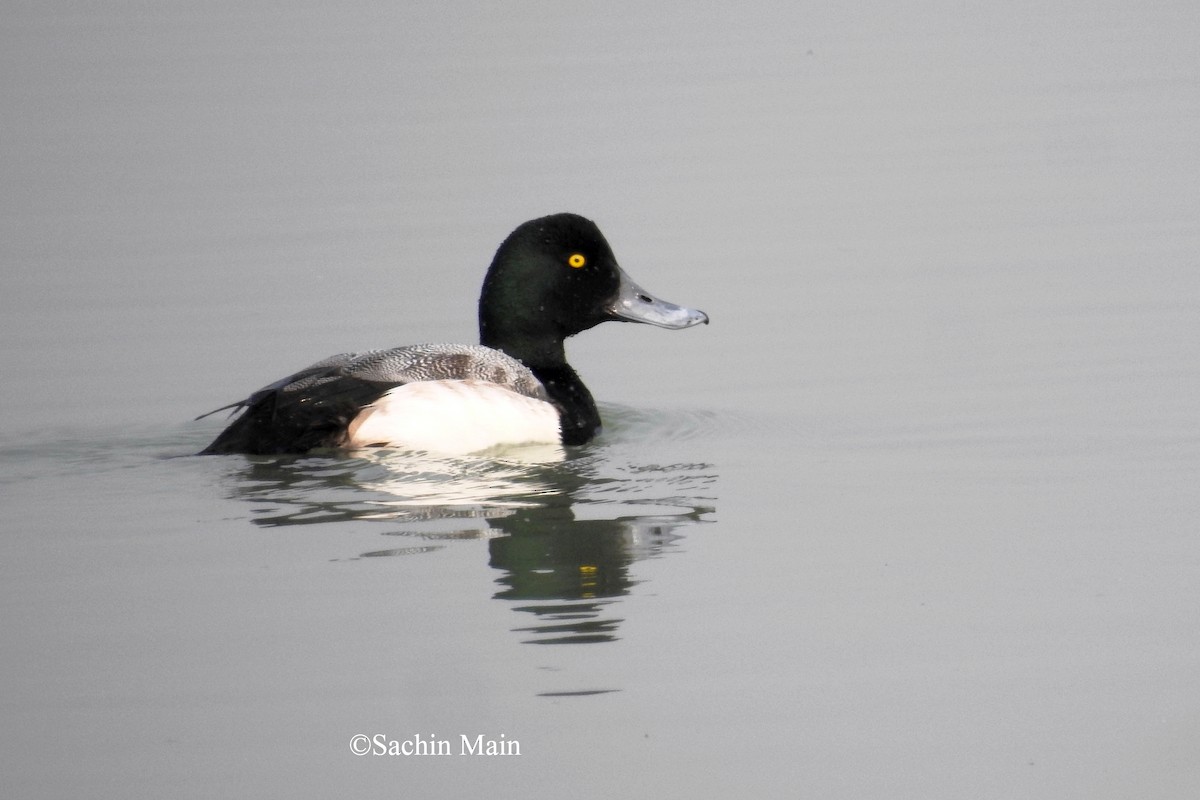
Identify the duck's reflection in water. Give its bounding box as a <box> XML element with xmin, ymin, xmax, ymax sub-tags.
<box><xmin>488</xmin><ymin>502</ymin><xmax>705</xmax><ymax>644</ymax></box>
<box><xmin>219</xmin><ymin>444</ymin><xmax>715</xmax><ymax>645</ymax></box>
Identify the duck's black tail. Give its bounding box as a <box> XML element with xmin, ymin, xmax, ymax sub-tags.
<box><xmin>198</xmin><ymin>378</ymin><xmax>389</xmax><ymax>455</ymax></box>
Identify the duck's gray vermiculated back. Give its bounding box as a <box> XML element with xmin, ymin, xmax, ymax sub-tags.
<box><xmin>282</xmin><ymin>344</ymin><xmax>549</xmax><ymax>400</ymax></box>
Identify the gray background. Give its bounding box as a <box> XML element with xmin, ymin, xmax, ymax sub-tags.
<box><xmin>2</xmin><ymin>1</ymin><xmax>1198</xmax><ymax>797</ymax></box>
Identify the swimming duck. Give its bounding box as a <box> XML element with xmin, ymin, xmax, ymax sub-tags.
<box><xmin>198</xmin><ymin>213</ymin><xmax>708</xmax><ymax>455</ymax></box>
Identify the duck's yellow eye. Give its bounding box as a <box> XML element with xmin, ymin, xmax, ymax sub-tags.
<box><xmin>567</xmin><ymin>253</ymin><xmax>586</xmax><ymax>269</ymax></box>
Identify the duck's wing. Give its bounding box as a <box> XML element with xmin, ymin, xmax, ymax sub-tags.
<box><xmin>193</xmin><ymin>352</ymin><xmax>362</xmax><ymax>421</ymax></box>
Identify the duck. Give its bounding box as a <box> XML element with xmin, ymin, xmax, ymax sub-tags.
<box><xmin>198</xmin><ymin>213</ymin><xmax>708</xmax><ymax>455</ymax></box>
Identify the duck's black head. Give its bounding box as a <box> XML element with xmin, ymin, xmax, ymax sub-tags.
<box><xmin>478</xmin><ymin>213</ymin><xmax>708</xmax><ymax>368</ymax></box>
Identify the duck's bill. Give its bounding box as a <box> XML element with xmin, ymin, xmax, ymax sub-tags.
<box><xmin>607</xmin><ymin>267</ymin><xmax>709</xmax><ymax>329</ymax></box>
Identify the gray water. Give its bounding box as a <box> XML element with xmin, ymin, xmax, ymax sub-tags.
<box><xmin>3</xmin><ymin>2</ymin><xmax>1199</xmax><ymax>798</ymax></box>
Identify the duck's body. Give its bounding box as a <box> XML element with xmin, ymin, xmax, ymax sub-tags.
<box><xmin>199</xmin><ymin>214</ymin><xmax>707</xmax><ymax>455</ymax></box>
<box><xmin>199</xmin><ymin>344</ymin><xmax>557</xmax><ymax>454</ymax></box>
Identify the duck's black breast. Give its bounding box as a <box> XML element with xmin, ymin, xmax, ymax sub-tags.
<box><xmin>530</xmin><ymin>363</ymin><xmax>601</xmax><ymax>446</ymax></box>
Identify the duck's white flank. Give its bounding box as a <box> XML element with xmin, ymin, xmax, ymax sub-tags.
<box><xmin>346</xmin><ymin>379</ymin><xmax>561</xmax><ymax>454</ymax></box>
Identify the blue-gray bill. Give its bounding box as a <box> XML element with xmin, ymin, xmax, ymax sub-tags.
<box><xmin>607</xmin><ymin>267</ymin><xmax>710</xmax><ymax>329</ymax></box>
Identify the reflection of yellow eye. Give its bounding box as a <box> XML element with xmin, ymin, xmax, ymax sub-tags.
<box><xmin>567</xmin><ymin>253</ymin><xmax>586</xmax><ymax>268</ymax></box>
